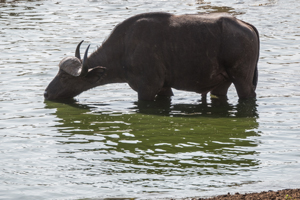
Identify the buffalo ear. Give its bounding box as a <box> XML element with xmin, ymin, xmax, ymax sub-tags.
<box><xmin>86</xmin><ymin>66</ymin><xmax>106</xmax><ymax>83</ymax></box>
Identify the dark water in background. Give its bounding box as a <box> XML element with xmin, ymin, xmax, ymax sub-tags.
<box><xmin>0</xmin><ymin>0</ymin><xmax>300</xmax><ymax>199</ymax></box>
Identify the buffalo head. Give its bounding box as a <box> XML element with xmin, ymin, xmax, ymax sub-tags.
<box><xmin>44</xmin><ymin>41</ymin><xmax>106</xmax><ymax>100</ymax></box>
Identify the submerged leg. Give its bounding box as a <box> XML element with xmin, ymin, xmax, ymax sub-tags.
<box><xmin>201</xmin><ymin>93</ymin><xmax>207</xmax><ymax>104</ymax></box>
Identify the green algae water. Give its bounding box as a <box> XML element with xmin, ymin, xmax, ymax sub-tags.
<box><xmin>1</xmin><ymin>0</ymin><xmax>300</xmax><ymax>199</ymax></box>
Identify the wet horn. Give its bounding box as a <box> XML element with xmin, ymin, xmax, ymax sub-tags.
<box><xmin>75</xmin><ymin>40</ymin><xmax>84</xmax><ymax>60</ymax></box>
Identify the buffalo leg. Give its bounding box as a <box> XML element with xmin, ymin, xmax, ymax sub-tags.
<box><xmin>137</xmin><ymin>83</ymin><xmax>163</xmax><ymax>101</ymax></box>
<box><xmin>138</xmin><ymin>89</ymin><xmax>159</xmax><ymax>101</ymax></box>
<box><xmin>227</xmin><ymin>66</ymin><xmax>256</xmax><ymax>99</ymax></box>
<box><xmin>201</xmin><ymin>93</ymin><xmax>207</xmax><ymax>103</ymax></box>
<box><xmin>133</xmin><ymin>77</ymin><xmax>165</xmax><ymax>101</ymax></box>
<box><xmin>234</xmin><ymin>80</ymin><xmax>256</xmax><ymax>99</ymax></box>
<box><xmin>157</xmin><ymin>87</ymin><xmax>174</xmax><ymax>97</ymax></box>
<box><xmin>128</xmin><ymin>78</ymin><xmax>162</xmax><ymax>101</ymax></box>
<box><xmin>211</xmin><ymin>80</ymin><xmax>232</xmax><ymax>98</ymax></box>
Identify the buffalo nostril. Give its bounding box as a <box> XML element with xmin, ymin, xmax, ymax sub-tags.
<box><xmin>44</xmin><ymin>91</ymin><xmax>49</xmax><ymax>99</ymax></box>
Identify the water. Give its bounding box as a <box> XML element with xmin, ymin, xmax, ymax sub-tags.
<box><xmin>0</xmin><ymin>0</ymin><xmax>300</xmax><ymax>199</ymax></box>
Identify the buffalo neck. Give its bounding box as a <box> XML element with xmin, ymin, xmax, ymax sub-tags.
<box><xmin>86</xmin><ymin>42</ymin><xmax>126</xmax><ymax>86</ymax></box>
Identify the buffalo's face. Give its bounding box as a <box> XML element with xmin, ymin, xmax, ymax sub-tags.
<box><xmin>44</xmin><ymin>41</ymin><xmax>105</xmax><ymax>100</ymax></box>
<box><xmin>44</xmin><ymin>70</ymin><xmax>86</xmax><ymax>100</ymax></box>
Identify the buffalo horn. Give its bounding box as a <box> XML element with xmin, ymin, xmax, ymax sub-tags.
<box><xmin>79</xmin><ymin>44</ymin><xmax>90</xmax><ymax>77</ymax></box>
<box><xmin>75</xmin><ymin>40</ymin><xmax>84</xmax><ymax>60</ymax></box>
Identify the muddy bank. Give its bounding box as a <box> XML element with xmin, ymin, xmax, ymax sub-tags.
<box><xmin>193</xmin><ymin>189</ymin><xmax>300</xmax><ymax>200</ymax></box>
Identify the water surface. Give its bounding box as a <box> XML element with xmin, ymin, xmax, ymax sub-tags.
<box><xmin>0</xmin><ymin>0</ymin><xmax>300</xmax><ymax>199</ymax></box>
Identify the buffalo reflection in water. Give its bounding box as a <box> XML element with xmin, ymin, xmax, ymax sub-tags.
<box><xmin>44</xmin><ymin>98</ymin><xmax>260</xmax><ymax>176</ymax></box>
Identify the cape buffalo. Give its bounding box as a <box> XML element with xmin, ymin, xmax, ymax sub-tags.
<box><xmin>44</xmin><ymin>12</ymin><xmax>259</xmax><ymax>101</ymax></box>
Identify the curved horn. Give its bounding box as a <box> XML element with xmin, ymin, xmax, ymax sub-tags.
<box><xmin>75</xmin><ymin>40</ymin><xmax>84</xmax><ymax>60</ymax></box>
<box><xmin>79</xmin><ymin>44</ymin><xmax>90</xmax><ymax>77</ymax></box>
